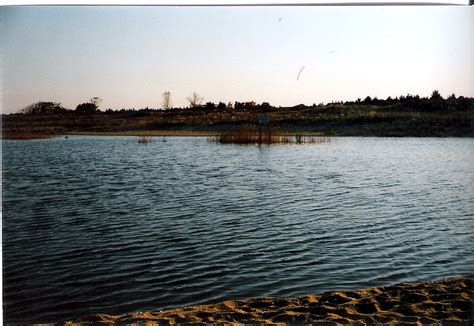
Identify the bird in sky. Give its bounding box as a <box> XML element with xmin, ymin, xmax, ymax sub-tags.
<box><xmin>296</xmin><ymin>66</ymin><xmax>306</xmax><ymax>81</ymax></box>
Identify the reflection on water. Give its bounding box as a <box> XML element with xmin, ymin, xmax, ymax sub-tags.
<box><xmin>2</xmin><ymin>136</ymin><xmax>473</xmax><ymax>323</ymax></box>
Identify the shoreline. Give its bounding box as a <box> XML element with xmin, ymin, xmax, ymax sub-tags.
<box><xmin>69</xmin><ymin>275</ymin><xmax>472</xmax><ymax>325</ymax></box>
<box><xmin>64</xmin><ymin>131</ymin><xmax>473</xmax><ymax>138</ymax></box>
<box><xmin>2</xmin><ymin>130</ymin><xmax>329</xmax><ymax>139</ymax></box>
<box><xmin>3</xmin><ymin>130</ymin><xmax>474</xmax><ymax>140</ymax></box>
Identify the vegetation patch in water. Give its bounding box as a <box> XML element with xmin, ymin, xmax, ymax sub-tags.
<box><xmin>210</xmin><ymin>126</ymin><xmax>331</xmax><ymax>144</ymax></box>
<box><xmin>138</xmin><ymin>136</ymin><xmax>152</xmax><ymax>144</ymax></box>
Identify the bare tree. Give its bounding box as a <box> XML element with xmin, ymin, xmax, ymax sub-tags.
<box><xmin>162</xmin><ymin>91</ymin><xmax>172</xmax><ymax>110</ymax></box>
<box><xmin>186</xmin><ymin>92</ymin><xmax>204</xmax><ymax>108</ymax></box>
<box><xmin>90</xmin><ymin>97</ymin><xmax>103</xmax><ymax>108</ymax></box>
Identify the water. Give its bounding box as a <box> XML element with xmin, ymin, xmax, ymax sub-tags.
<box><xmin>2</xmin><ymin>136</ymin><xmax>473</xmax><ymax>323</ymax></box>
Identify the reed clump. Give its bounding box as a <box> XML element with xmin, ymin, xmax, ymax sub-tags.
<box><xmin>210</xmin><ymin>126</ymin><xmax>331</xmax><ymax>145</ymax></box>
<box><xmin>138</xmin><ymin>136</ymin><xmax>152</xmax><ymax>144</ymax></box>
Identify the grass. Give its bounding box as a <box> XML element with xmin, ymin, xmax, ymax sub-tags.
<box><xmin>1</xmin><ymin>130</ymin><xmax>55</xmax><ymax>140</ymax></box>
<box><xmin>210</xmin><ymin>126</ymin><xmax>331</xmax><ymax>144</ymax></box>
<box><xmin>2</xmin><ymin>101</ymin><xmax>473</xmax><ymax>139</ymax></box>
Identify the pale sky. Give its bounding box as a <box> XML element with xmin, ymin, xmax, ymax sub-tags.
<box><xmin>0</xmin><ymin>6</ymin><xmax>472</xmax><ymax>113</ymax></box>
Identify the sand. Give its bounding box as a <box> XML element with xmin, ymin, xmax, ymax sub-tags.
<box><xmin>69</xmin><ymin>275</ymin><xmax>472</xmax><ymax>325</ymax></box>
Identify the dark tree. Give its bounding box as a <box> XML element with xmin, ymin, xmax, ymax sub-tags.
<box><xmin>428</xmin><ymin>90</ymin><xmax>444</xmax><ymax>111</ymax></box>
<box><xmin>20</xmin><ymin>102</ymin><xmax>68</xmax><ymax>115</ymax></box>
<box><xmin>456</xmin><ymin>96</ymin><xmax>472</xmax><ymax>111</ymax></box>
<box><xmin>75</xmin><ymin>97</ymin><xmax>103</xmax><ymax>114</ymax></box>
<box><xmin>75</xmin><ymin>102</ymin><xmax>99</xmax><ymax>114</ymax></box>
<box><xmin>243</xmin><ymin>101</ymin><xmax>257</xmax><ymax>111</ymax></box>
<box><xmin>234</xmin><ymin>102</ymin><xmax>244</xmax><ymax>111</ymax></box>
<box><xmin>430</xmin><ymin>90</ymin><xmax>443</xmax><ymax>100</ymax></box>
<box><xmin>261</xmin><ymin>102</ymin><xmax>271</xmax><ymax>111</ymax></box>
<box><xmin>205</xmin><ymin>102</ymin><xmax>216</xmax><ymax>110</ymax></box>
<box><xmin>385</xmin><ymin>96</ymin><xmax>394</xmax><ymax>105</ymax></box>
<box><xmin>216</xmin><ymin>102</ymin><xmax>227</xmax><ymax>111</ymax></box>
<box><xmin>363</xmin><ymin>96</ymin><xmax>372</xmax><ymax>104</ymax></box>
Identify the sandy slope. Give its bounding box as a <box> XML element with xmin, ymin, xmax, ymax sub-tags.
<box><xmin>70</xmin><ymin>275</ymin><xmax>472</xmax><ymax>325</ymax></box>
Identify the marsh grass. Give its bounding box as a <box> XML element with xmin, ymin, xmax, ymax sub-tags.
<box><xmin>2</xmin><ymin>130</ymin><xmax>54</xmax><ymax>140</ymax></box>
<box><xmin>138</xmin><ymin>136</ymin><xmax>152</xmax><ymax>144</ymax></box>
<box><xmin>210</xmin><ymin>126</ymin><xmax>331</xmax><ymax>145</ymax></box>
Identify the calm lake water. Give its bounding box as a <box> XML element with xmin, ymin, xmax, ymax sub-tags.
<box><xmin>2</xmin><ymin>136</ymin><xmax>473</xmax><ymax>323</ymax></box>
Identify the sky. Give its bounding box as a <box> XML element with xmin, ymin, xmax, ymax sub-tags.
<box><xmin>0</xmin><ymin>5</ymin><xmax>472</xmax><ymax>113</ymax></box>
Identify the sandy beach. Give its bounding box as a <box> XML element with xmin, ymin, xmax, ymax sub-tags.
<box><xmin>69</xmin><ymin>275</ymin><xmax>472</xmax><ymax>325</ymax></box>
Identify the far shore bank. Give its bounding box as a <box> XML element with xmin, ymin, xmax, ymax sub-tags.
<box><xmin>65</xmin><ymin>130</ymin><xmax>329</xmax><ymax>137</ymax></box>
<box><xmin>3</xmin><ymin>97</ymin><xmax>473</xmax><ymax>140</ymax></box>
<box><xmin>3</xmin><ymin>129</ymin><xmax>474</xmax><ymax>140</ymax></box>
<box><xmin>68</xmin><ymin>275</ymin><xmax>472</xmax><ymax>325</ymax></box>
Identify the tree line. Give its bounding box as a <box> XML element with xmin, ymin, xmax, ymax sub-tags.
<box><xmin>15</xmin><ymin>90</ymin><xmax>472</xmax><ymax>116</ymax></box>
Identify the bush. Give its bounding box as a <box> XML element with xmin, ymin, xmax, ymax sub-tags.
<box><xmin>20</xmin><ymin>102</ymin><xmax>68</xmax><ymax>115</ymax></box>
<box><xmin>75</xmin><ymin>102</ymin><xmax>99</xmax><ymax>114</ymax></box>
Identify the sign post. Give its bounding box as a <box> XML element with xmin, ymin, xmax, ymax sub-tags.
<box><xmin>258</xmin><ymin>113</ymin><xmax>270</xmax><ymax>144</ymax></box>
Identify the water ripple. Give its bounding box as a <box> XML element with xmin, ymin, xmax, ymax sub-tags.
<box><xmin>2</xmin><ymin>136</ymin><xmax>474</xmax><ymax>323</ymax></box>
